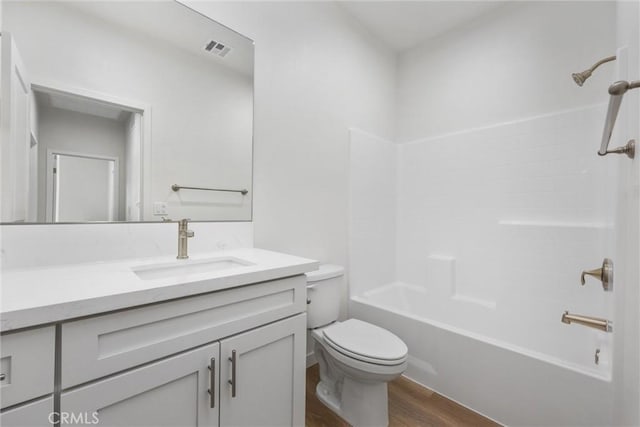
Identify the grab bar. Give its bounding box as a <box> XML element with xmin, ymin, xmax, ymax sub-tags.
<box><xmin>598</xmin><ymin>80</ymin><xmax>639</xmax><ymax>158</ymax></box>
<box><xmin>172</xmin><ymin>184</ymin><xmax>248</xmax><ymax>195</ymax></box>
<box><xmin>561</xmin><ymin>311</ymin><xmax>612</xmax><ymax>332</ymax></box>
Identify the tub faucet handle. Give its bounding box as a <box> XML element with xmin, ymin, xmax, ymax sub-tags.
<box><xmin>580</xmin><ymin>258</ymin><xmax>613</xmax><ymax>291</ymax></box>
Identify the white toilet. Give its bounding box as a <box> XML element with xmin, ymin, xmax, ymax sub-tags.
<box><xmin>306</xmin><ymin>265</ymin><xmax>408</xmax><ymax>427</ymax></box>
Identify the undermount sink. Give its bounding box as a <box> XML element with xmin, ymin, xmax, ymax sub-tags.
<box><xmin>132</xmin><ymin>256</ymin><xmax>254</xmax><ymax>280</ymax></box>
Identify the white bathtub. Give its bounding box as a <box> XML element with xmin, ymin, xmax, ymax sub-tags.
<box><xmin>350</xmin><ymin>282</ymin><xmax>614</xmax><ymax>426</ymax></box>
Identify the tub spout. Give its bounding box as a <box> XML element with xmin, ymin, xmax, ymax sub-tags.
<box><xmin>561</xmin><ymin>311</ymin><xmax>612</xmax><ymax>332</ymax></box>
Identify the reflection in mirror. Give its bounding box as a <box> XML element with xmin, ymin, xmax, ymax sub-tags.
<box><xmin>1</xmin><ymin>1</ymin><xmax>254</xmax><ymax>223</ymax></box>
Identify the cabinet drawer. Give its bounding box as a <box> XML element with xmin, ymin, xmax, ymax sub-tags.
<box><xmin>0</xmin><ymin>326</ymin><xmax>55</xmax><ymax>408</ymax></box>
<box><xmin>61</xmin><ymin>275</ymin><xmax>306</xmax><ymax>388</ymax></box>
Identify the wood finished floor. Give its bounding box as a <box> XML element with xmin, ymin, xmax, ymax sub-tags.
<box><xmin>305</xmin><ymin>365</ymin><xmax>500</xmax><ymax>427</ymax></box>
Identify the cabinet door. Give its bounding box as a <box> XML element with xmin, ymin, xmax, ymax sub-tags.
<box><xmin>219</xmin><ymin>314</ymin><xmax>306</xmax><ymax>427</ymax></box>
<box><xmin>61</xmin><ymin>342</ymin><xmax>220</xmax><ymax>427</ymax></box>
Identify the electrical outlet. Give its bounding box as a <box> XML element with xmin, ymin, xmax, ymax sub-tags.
<box><xmin>153</xmin><ymin>202</ymin><xmax>168</xmax><ymax>216</ymax></box>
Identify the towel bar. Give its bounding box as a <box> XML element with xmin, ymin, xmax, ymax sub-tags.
<box><xmin>171</xmin><ymin>184</ymin><xmax>248</xmax><ymax>195</ymax></box>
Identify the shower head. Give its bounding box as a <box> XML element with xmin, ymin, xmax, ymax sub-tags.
<box><xmin>572</xmin><ymin>70</ymin><xmax>592</xmax><ymax>87</ymax></box>
<box><xmin>572</xmin><ymin>55</ymin><xmax>616</xmax><ymax>87</ymax></box>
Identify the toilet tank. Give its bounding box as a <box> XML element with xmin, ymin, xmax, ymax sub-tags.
<box><xmin>305</xmin><ymin>264</ymin><xmax>345</xmax><ymax>328</ymax></box>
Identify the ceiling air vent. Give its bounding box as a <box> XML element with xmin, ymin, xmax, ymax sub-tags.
<box><xmin>204</xmin><ymin>40</ymin><xmax>231</xmax><ymax>58</ymax></box>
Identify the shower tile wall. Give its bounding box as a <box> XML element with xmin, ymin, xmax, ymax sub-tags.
<box><xmin>397</xmin><ymin>103</ymin><xmax>613</xmax><ymax>299</ymax></box>
<box><xmin>349</xmin><ymin>104</ymin><xmax>616</xmax><ymax>370</ymax></box>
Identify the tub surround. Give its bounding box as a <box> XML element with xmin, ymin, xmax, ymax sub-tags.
<box><xmin>349</xmin><ymin>105</ymin><xmax>615</xmax><ymax>370</ymax></box>
<box><xmin>348</xmin><ymin>105</ymin><xmax>616</xmax><ymax>425</ymax></box>
<box><xmin>1</xmin><ymin>248</ymin><xmax>318</xmax><ymax>332</ymax></box>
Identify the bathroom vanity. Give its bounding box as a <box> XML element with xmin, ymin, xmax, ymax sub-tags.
<box><xmin>0</xmin><ymin>249</ymin><xmax>317</xmax><ymax>426</ymax></box>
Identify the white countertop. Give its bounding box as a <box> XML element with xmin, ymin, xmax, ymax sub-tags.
<box><xmin>0</xmin><ymin>248</ymin><xmax>318</xmax><ymax>332</ymax></box>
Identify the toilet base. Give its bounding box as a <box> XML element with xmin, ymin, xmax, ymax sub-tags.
<box><xmin>315</xmin><ymin>381</ymin><xmax>341</xmax><ymax>415</ymax></box>
<box><xmin>315</xmin><ymin>375</ymin><xmax>390</xmax><ymax>427</ymax></box>
<box><xmin>314</xmin><ymin>343</ymin><xmax>392</xmax><ymax>427</ymax></box>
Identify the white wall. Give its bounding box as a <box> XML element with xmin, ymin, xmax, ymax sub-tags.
<box><xmin>0</xmin><ymin>221</ymin><xmax>253</xmax><ymax>270</ymax></box>
<box><xmin>185</xmin><ymin>1</ymin><xmax>397</xmax><ymax>318</ymax></box>
<box><xmin>613</xmin><ymin>0</ymin><xmax>640</xmax><ymax>424</ymax></box>
<box><xmin>396</xmin><ymin>1</ymin><xmax>617</xmax><ymax>142</ymax></box>
<box><xmin>36</xmin><ymin>106</ymin><xmax>127</xmax><ymax>221</ymax></box>
<box><xmin>4</xmin><ymin>1</ymin><xmax>253</xmax><ymax>221</ymax></box>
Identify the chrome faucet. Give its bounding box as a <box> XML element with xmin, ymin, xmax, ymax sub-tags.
<box><xmin>177</xmin><ymin>218</ymin><xmax>195</xmax><ymax>259</ymax></box>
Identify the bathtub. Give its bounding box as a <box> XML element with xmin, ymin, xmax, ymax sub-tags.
<box><xmin>350</xmin><ymin>282</ymin><xmax>614</xmax><ymax>426</ymax></box>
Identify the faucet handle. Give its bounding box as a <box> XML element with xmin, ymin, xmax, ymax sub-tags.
<box><xmin>581</xmin><ymin>258</ymin><xmax>613</xmax><ymax>291</ymax></box>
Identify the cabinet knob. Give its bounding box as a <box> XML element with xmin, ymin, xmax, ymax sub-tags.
<box><xmin>0</xmin><ymin>373</ymin><xmax>5</xmax><ymax>381</ymax></box>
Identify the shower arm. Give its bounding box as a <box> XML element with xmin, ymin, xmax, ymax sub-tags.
<box><xmin>572</xmin><ymin>55</ymin><xmax>616</xmax><ymax>87</ymax></box>
<box><xmin>588</xmin><ymin>56</ymin><xmax>617</xmax><ymax>74</ymax></box>
<box><xmin>599</xmin><ymin>79</ymin><xmax>640</xmax><ymax>158</ymax></box>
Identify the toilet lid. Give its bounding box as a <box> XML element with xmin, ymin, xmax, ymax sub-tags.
<box><xmin>322</xmin><ymin>319</ymin><xmax>408</xmax><ymax>364</ymax></box>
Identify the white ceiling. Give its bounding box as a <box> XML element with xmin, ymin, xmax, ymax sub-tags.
<box><xmin>338</xmin><ymin>1</ymin><xmax>507</xmax><ymax>52</ymax></box>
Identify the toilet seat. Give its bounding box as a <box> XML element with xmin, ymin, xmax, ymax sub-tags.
<box><xmin>322</xmin><ymin>319</ymin><xmax>407</xmax><ymax>366</ymax></box>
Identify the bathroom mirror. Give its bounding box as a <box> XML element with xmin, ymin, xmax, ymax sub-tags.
<box><xmin>1</xmin><ymin>0</ymin><xmax>254</xmax><ymax>224</ymax></box>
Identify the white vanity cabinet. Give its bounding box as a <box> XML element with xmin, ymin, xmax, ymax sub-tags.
<box><xmin>51</xmin><ymin>275</ymin><xmax>306</xmax><ymax>427</ymax></box>
<box><xmin>61</xmin><ymin>315</ymin><xmax>306</xmax><ymax>427</ymax></box>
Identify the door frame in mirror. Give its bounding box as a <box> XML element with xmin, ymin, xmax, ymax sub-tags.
<box><xmin>29</xmin><ymin>80</ymin><xmax>152</xmax><ymax>223</ymax></box>
<box><xmin>45</xmin><ymin>149</ymin><xmax>121</xmax><ymax>223</ymax></box>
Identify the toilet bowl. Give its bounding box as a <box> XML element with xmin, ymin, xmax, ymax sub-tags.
<box><xmin>306</xmin><ymin>265</ymin><xmax>408</xmax><ymax>427</ymax></box>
